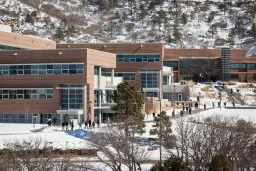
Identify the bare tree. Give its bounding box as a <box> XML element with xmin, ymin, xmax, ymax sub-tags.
<box><xmin>0</xmin><ymin>138</ymin><xmax>94</xmax><ymax>171</ymax></box>
<box><xmin>88</xmin><ymin>121</ymin><xmax>148</xmax><ymax>171</ymax></box>
<box><xmin>172</xmin><ymin>115</ymin><xmax>256</xmax><ymax>170</ymax></box>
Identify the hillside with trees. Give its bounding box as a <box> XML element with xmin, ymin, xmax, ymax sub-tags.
<box><xmin>1</xmin><ymin>0</ymin><xmax>256</xmax><ymax>53</ymax></box>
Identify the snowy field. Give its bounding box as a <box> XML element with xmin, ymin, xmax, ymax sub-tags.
<box><xmin>0</xmin><ymin>107</ymin><xmax>255</xmax><ymax>170</ymax></box>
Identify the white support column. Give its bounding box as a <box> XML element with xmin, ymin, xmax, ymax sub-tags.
<box><xmin>99</xmin><ymin>109</ymin><xmax>102</xmax><ymax>125</ymax></box>
<box><xmin>99</xmin><ymin>90</ymin><xmax>102</xmax><ymax>108</ymax></box>
<box><xmin>98</xmin><ymin>67</ymin><xmax>102</xmax><ymax>89</ymax></box>
<box><xmin>83</xmin><ymin>85</ymin><xmax>87</xmax><ymax>121</ymax></box>
<box><xmin>159</xmin><ymin>70</ymin><xmax>163</xmax><ymax>99</ymax></box>
<box><xmin>111</xmin><ymin>68</ymin><xmax>114</xmax><ymax>85</ymax></box>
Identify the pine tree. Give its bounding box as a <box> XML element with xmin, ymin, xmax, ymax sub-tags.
<box><xmin>181</xmin><ymin>13</ymin><xmax>188</xmax><ymax>25</ymax></box>
<box><xmin>150</xmin><ymin>111</ymin><xmax>174</xmax><ymax>149</ymax></box>
<box><xmin>252</xmin><ymin>22</ymin><xmax>256</xmax><ymax>41</ymax></box>
<box><xmin>209</xmin><ymin>25</ymin><xmax>217</xmax><ymax>38</ymax></box>
<box><xmin>173</xmin><ymin>24</ymin><xmax>181</xmax><ymax>42</ymax></box>
<box><xmin>228</xmin><ymin>29</ymin><xmax>235</xmax><ymax>48</ymax></box>
<box><xmin>112</xmin><ymin>81</ymin><xmax>145</xmax><ymax>134</ymax></box>
<box><xmin>54</xmin><ymin>27</ymin><xmax>65</xmax><ymax>41</ymax></box>
<box><xmin>208</xmin><ymin>154</ymin><xmax>232</xmax><ymax>171</ymax></box>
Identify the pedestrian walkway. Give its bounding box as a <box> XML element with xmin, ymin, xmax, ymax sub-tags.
<box><xmin>171</xmin><ymin>107</ymin><xmax>213</xmax><ymax>120</ymax></box>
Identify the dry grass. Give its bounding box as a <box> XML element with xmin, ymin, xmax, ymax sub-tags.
<box><xmin>201</xmin><ymin>85</ymin><xmax>213</xmax><ymax>92</ymax></box>
<box><xmin>238</xmin><ymin>83</ymin><xmax>256</xmax><ymax>89</ymax></box>
<box><xmin>226</xmin><ymin>81</ymin><xmax>237</xmax><ymax>85</ymax></box>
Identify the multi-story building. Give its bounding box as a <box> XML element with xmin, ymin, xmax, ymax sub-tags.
<box><xmin>0</xmin><ymin>25</ymin><xmax>255</xmax><ymax>124</ymax></box>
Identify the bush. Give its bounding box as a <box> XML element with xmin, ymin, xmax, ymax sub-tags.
<box><xmin>151</xmin><ymin>157</ymin><xmax>191</xmax><ymax>171</ymax></box>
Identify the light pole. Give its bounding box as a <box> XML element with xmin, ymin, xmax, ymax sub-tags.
<box><xmin>219</xmin><ymin>91</ymin><xmax>222</xmax><ymax>109</ymax></box>
<box><xmin>157</xmin><ymin>99</ymin><xmax>162</xmax><ymax>167</ymax></box>
<box><xmin>33</xmin><ymin>99</ymin><xmax>35</xmax><ymax>128</ymax></box>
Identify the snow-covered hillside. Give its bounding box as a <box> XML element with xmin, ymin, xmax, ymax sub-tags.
<box><xmin>0</xmin><ymin>0</ymin><xmax>256</xmax><ymax>50</ymax></box>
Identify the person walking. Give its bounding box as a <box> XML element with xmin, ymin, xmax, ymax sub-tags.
<box><xmin>180</xmin><ymin>110</ymin><xmax>183</xmax><ymax>117</ymax></box>
<box><xmin>61</xmin><ymin>121</ymin><xmax>65</xmax><ymax>131</ymax></box>
<box><xmin>84</xmin><ymin>120</ymin><xmax>88</xmax><ymax>129</ymax></box>
<box><xmin>47</xmin><ymin>119</ymin><xmax>51</xmax><ymax>127</ymax></box>
<box><xmin>88</xmin><ymin>119</ymin><xmax>91</xmax><ymax>128</ymax></box>
<box><xmin>185</xmin><ymin>105</ymin><xmax>189</xmax><ymax>114</ymax></box>
<box><xmin>172</xmin><ymin>110</ymin><xmax>175</xmax><ymax>118</ymax></box>
<box><xmin>96</xmin><ymin>119</ymin><xmax>100</xmax><ymax>128</ymax></box>
<box><xmin>152</xmin><ymin>112</ymin><xmax>155</xmax><ymax>118</ymax></box>
<box><xmin>218</xmin><ymin>101</ymin><xmax>220</xmax><ymax>108</ymax></box>
<box><xmin>92</xmin><ymin>121</ymin><xmax>95</xmax><ymax>128</ymax></box>
<box><xmin>212</xmin><ymin>102</ymin><xmax>215</xmax><ymax>108</ymax></box>
<box><xmin>189</xmin><ymin>107</ymin><xmax>192</xmax><ymax>115</ymax></box>
<box><xmin>79</xmin><ymin>121</ymin><xmax>82</xmax><ymax>130</ymax></box>
<box><xmin>70</xmin><ymin>120</ymin><xmax>74</xmax><ymax>131</ymax></box>
<box><xmin>65</xmin><ymin>121</ymin><xmax>69</xmax><ymax>131</ymax></box>
<box><xmin>204</xmin><ymin>104</ymin><xmax>206</xmax><ymax>110</ymax></box>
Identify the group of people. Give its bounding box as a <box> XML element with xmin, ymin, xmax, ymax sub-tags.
<box><xmin>84</xmin><ymin>119</ymin><xmax>99</xmax><ymax>129</ymax></box>
<box><xmin>61</xmin><ymin>119</ymin><xmax>100</xmax><ymax>131</ymax></box>
<box><xmin>61</xmin><ymin>120</ymin><xmax>74</xmax><ymax>131</ymax></box>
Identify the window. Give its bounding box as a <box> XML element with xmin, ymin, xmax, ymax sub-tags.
<box><xmin>0</xmin><ymin>88</ymin><xmax>53</xmax><ymax>100</ymax></box>
<box><xmin>60</xmin><ymin>84</ymin><xmax>83</xmax><ymax>110</ymax></box>
<box><xmin>114</xmin><ymin>72</ymin><xmax>136</xmax><ymax>80</ymax></box>
<box><xmin>249</xmin><ymin>63</ymin><xmax>256</xmax><ymax>69</ymax></box>
<box><xmin>163</xmin><ymin>76</ymin><xmax>169</xmax><ymax>85</ymax></box>
<box><xmin>0</xmin><ymin>63</ymin><xmax>84</xmax><ymax>76</ymax></box>
<box><xmin>0</xmin><ymin>44</ymin><xmax>23</xmax><ymax>50</ymax></box>
<box><xmin>94</xmin><ymin>66</ymin><xmax>99</xmax><ymax>75</ymax></box>
<box><xmin>230</xmin><ymin>63</ymin><xmax>246</xmax><ymax>69</ymax></box>
<box><xmin>116</xmin><ymin>54</ymin><xmax>160</xmax><ymax>63</ymax></box>
<box><xmin>163</xmin><ymin>61</ymin><xmax>178</xmax><ymax>69</ymax></box>
<box><xmin>141</xmin><ymin>70</ymin><xmax>158</xmax><ymax>88</ymax></box>
<box><xmin>106</xmin><ymin>90</ymin><xmax>113</xmax><ymax>103</ymax></box>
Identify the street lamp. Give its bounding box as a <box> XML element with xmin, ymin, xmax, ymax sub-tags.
<box><xmin>156</xmin><ymin>99</ymin><xmax>162</xmax><ymax>167</ymax></box>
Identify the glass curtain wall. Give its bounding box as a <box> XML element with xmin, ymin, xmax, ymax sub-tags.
<box><xmin>60</xmin><ymin>84</ymin><xmax>83</xmax><ymax>110</ymax></box>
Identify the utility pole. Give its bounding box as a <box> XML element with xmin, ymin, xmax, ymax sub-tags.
<box><xmin>159</xmin><ymin>99</ymin><xmax>162</xmax><ymax>167</ymax></box>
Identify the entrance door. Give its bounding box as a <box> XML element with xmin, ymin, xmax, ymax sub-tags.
<box><xmin>178</xmin><ymin>94</ymin><xmax>183</xmax><ymax>101</ymax></box>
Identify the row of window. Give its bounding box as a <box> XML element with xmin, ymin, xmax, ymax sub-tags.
<box><xmin>0</xmin><ymin>44</ymin><xmax>23</xmax><ymax>51</ymax></box>
<box><xmin>231</xmin><ymin>63</ymin><xmax>246</xmax><ymax>69</ymax></box>
<box><xmin>0</xmin><ymin>63</ymin><xmax>84</xmax><ymax>75</ymax></box>
<box><xmin>115</xmin><ymin>72</ymin><xmax>136</xmax><ymax>80</ymax></box>
<box><xmin>0</xmin><ymin>88</ymin><xmax>53</xmax><ymax>100</ymax></box>
<box><xmin>0</xmin><ymin>114</ymin><xmax>33</xmax><ymax>123</ymax></box>
<box><xmin>117</xmin><ymin>54</ymin><xmax>160</xmax><ymax>62</ymax></box>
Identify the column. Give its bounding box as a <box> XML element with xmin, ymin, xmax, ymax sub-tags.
<box><xmin>98</xmin><ymin>67</ymin><xmax>102</xmax><ymax>89</ymax></box>
<box><xmin>111</xmin><ymin>68</ymin><xmax>114</xmax><ymax>85</ymax></box>
<box><xmin>99</xmin><ymin>109</ymin><xmax>102</xmax><ymax>125</ymax></box>
<box><xmin>83</xmin><ymin>85</ymin><xmax>87</xmax><ymax>121</ymax></box>
<box><xmin>159</xmin><ymin>70</ymin><xmax>163</xmax><ymax>99</ymax></box>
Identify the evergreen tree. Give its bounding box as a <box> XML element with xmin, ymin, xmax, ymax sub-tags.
<box><xmin>173</xmin><ymin>24</ymin><xmax>181</xmax><ymax>42</ymax></box>
<box><xmin>228</xmin><ymin>29</ymin><xmax>235</xmax><ymax>48</ymax></box>
<box><xmin>54</xmin><ymin>27</ymin><xmax>65</xmax><ymax>41</ymax></box>
<box><xmin>164</xmin><ymin>157</ymin><xmax>190</xmax><ymax>171</ymax></box>
<box><xmin>252</xmin><ymin>22</ymin><xmax>256</xmax><ymax>41</ymax></box>
<box><xmin>151</xmin><ymin>156</ymin><xmax>190</xmax><ymax>171</ymax></box>
<box><xmin>209</xmin><ymin>25</ymin><xmax>217</xmax><ymax>38</ymax></box>
<box><xmin>181</xmin><ymin>13</ymin><xmax>188</xmax><ymax>25</ymax></box>
<box><xmin>25</xmin><ymin>14</ymin><xmax>33</xmax><ymax>24</ymax></box>
<box><xmin>208</xmin><ymin>154</ymin><xmax>232</xmax><ymax>171</ymax></box>
<box><xmin>112</xmin><ymin>81</ymin><xmax>145</xmax><ymax>134</ymax></box>
<box><xmin>150</xmin><ymin>111</ymin><xmax>174</xmax><ymax>149</ymax></box>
